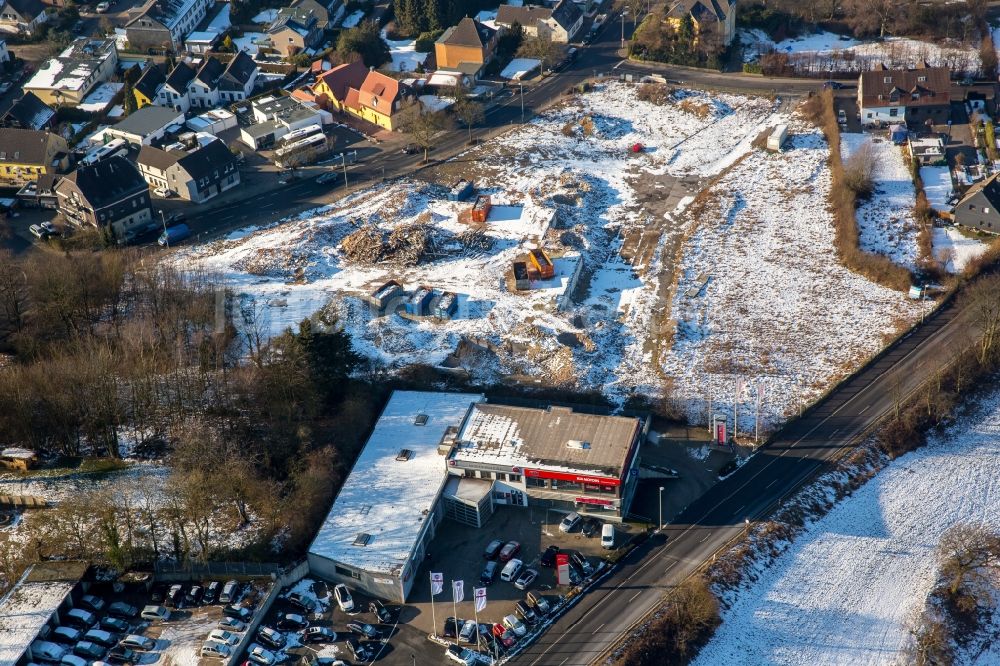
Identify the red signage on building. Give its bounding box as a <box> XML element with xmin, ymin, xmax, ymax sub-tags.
<box><xmin>575</xmin><ymin>496</ymin><xmax>613</xmax><ymax>506</ymax></box>
<box><xmin>522</xmin><ymin>468</ymin><xmax>620</xmax><ymax>487</ymax></box>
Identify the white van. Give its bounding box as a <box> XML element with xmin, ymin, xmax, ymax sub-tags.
<box><xmin>601</xmin><ymin>523</ymin><xmax>615</xmax><ymax>549</ymax></box>
<box><xmin>31</xmin><ymin>641</ymin><xmax>67</xmax><ymax>663</ymax></box>
<box><xmin>500</xmin><ymin>558</ymin><xmax>523</xmax><ymax>582</ymax></box>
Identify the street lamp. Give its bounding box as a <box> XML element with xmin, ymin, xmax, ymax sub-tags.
<box><xmin>658</xmin><ymin>486</ymin><xmax>665</xmax><ymax>530</ymax></box>
<box><xmin>519</xmin><ymin>82</ymin><xmax>525</xmax><ymax>123</ymax></box>
<box><xmin>621</xmin><ymin>9</ymin><xmax>628</xmax><ymax>50</ymax></box>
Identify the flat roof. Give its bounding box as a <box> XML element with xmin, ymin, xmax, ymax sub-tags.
<box><xmin>108</xmin><ymin>105</ymin><xmax>183</xmax><ymax>136</ymax></box>
<box><xmin>0</xmin><ymin>562</ymin><xmax>87</xmax><ymax>666</ymax></box>
<box><xmin>308</xmin><ymin>391</ymin><xmax>484</xmax><ymax>576</ymax></box>
<box><xmin>452</xmin><ymin>403</ymin><xmax>641</xmax><ymax>478</ymax></box>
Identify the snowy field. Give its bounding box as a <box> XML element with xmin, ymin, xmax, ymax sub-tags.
<box><xmin>383</xmin><ymin>33</ymin><xmax>428</xmax><ymax>73</ymax></box>
<box><xmin>920</xmin><ymin>165</ymin><xmax>954</xmax><ymax>211</ymax></box>
<box><xmin>340</xmin><ymin>9</ymin><xmax>364</xmax><ymax>27</ymax></box>
<box><xmin>933</xmin><ymin>226</ymin><xmax>990</xmax><ymax>273</ymax></box>
<box><xmin>662</xmin><ymin>121</ymin><xmax>928</xmax><ymax>433</ymax></box>
<box><xmin>841</xmin><ymin>134</ymin><xmax>920</xmax><ymax>270</ymax></box>
<box><xmin>694</xmin><ymin>389</ymin><xmax>1000</xmax><ymax>666</ymax></box>
<box><xmin>742</xmin><ymin>29</ymin><xmax>982</xmax><ymax>74</ymax></box>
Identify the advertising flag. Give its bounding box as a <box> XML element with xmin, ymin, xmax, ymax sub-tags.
<box><xmin>430</xmin><ymin>572</ymin><xmax>444</xmax><ymax>596</ymax></box>
<box><xmin>452</xmin><ymin>579</ymin><xmax>465</xmax><ymax>603</ymax></box>
<box><xmin>474</xmin><ymin>587</ymin><xmax>487</xmax><ymax>613</ymax></box>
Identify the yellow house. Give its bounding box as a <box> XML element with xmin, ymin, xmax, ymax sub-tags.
<box><xmin>312</xmin><ymin>60</ymin><xmax>368</xmax><ymax>113</ymax></box>
<box><xmin>132</xmin><ymin>64</ymin><xmax>166</xmax><ymax>109</ymax></box>
<box><xmin>343</xmin><ymin>70</ymin><xmax>419</xmax><ymax>131</ymax></box>
<box><xmin>434</xmin><ymin>17</ymin><xmax>497</xmax><ymax>74</ymax></box>
<box><xmin>665</xmin><ymin>0</ymin><xmax>737</xmax><ymax>47</ymax></box>
<box><xmin>0</xmin><ymin>128</ymin><xmax>70</xmax><ymax>187</ymax></box>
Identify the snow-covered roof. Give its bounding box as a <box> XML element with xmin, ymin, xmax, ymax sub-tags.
<box><xmin>0</xmin><ymin>564</ymin><xmax>85</xmax><ymax>666</ymax></box>
<box><xmin>500</xmin><ymin>58</ymin><xmax>541</xmax><ymax>80</ymax></box>
<box><xmin>24</xmin><ymin>38</ymin><xmax>116</xmax><ymax>95</ymax></box>
<box><xmin>0</xmin><ymin>447</ymin><xmax>36</xmax><ymax>459</ymax></box>
<box><xmin>308</xmin><ymin>391</ymin><xmax>484</xmax><ymax>576</ymax></box>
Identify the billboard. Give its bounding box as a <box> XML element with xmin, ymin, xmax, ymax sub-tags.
<box><xmin>523</xmin><ymin>468</ymin><xmax>620</xmax><ymax>487</ymax></box>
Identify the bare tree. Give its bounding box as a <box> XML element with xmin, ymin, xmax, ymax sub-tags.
<box><xmin>452</xmin><ymin>95</ymin><xmax>485</xmax><ymax>144</ymax></box>
<box><xmin>401</xmin><ymin>110</ymin><xmax>448</xmax><ymax>163</ymax></box>
<box><xmin>961</xmin><ymin>274</ymin><xmax>1000</xmax><ymax>365</ymax></box>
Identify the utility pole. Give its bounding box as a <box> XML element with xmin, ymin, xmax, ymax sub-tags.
<box><xmin>159</xmin><ymin>209</ymin><xmax>169</xmax><ymax>248</ymax></box>
<box><xmin>621</xmin><ymin>9</ymin><xmax>628</xmax><ymax>50</ymax></box>
<box><xmin>520</xmin><ymin>83</ymin><xmax>524</xmax><ymax>123</ymax></box>
<box><xmin>342</xmin><ymin>154</ymin><xmax>348</xmax><ymax>190</ymax></box>
<box><xmin>658</xmin><ymin>486</ymin><xmax>664</xmax><ymax>530</ymax></box>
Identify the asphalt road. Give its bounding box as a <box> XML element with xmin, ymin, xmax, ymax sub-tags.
<box><xmin>508</xmin><ymin>294</ymin><xmax>979</xmax><ymax>666</ymax></box>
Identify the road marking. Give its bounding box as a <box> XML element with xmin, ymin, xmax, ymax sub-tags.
<box><xmin>766</xmin><ymin>479</ymin><xmax>778</xmax><ymax>489</ymax></box>
<box><xmin>628</xmin><ymin>591</ymin><xmax>642</xmax><ymax>602</ymax></box>
<box><xmin>595</xmin><ymin>623</ymin><xmax>605</xmax><ymax>631</ymax></box>
<box><xmin>830</xmin><ymin>428</ymin><xmax>840</xmax><ymax>437</ymax></box>
<box><xmin>860</xmin><ymin>403</ymin><xmax>871</xmax><ymax>413</ymax></box>
<box><xmin>559</xmin><ymin>658</ymin><xmax>569</xmax><ymax>666</ymax></box>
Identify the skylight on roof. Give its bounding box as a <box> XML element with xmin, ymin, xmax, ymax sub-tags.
<box><xmin>353</xmin><ymin>532</ymin><xmax>372</xmax><ymax>546</ymax></box>
<box><xmin>415</xmin><ymin>414</ymin><xmax>428</xmax><ymax>426</ymax></box>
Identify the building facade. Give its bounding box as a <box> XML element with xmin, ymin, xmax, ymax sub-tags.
<box><xmin>0</xmin><ymin>0</ymin><xmax>48</xmax><ymax>36</ymax></box>
<box><xmin>954</xmin><ymin>173</ymin><xmax>1000</xmax><ymax>234</ymax></box>
<box><xmin>137</xmin><ymin>137</ymin><xmax>240</xmax><ymax>203</ymax></box>
<box><xmin>125</xmin><ymin>0</ymin><xmax>214</xmax><ymax>53</ymax></box>
<box><xmin>343</xmin><ymin>69</ymin><xmax>418</xmax><ymax>131</ymax></box>
<box><xmin>0</xmin><ymin>128</ymin><xmax>69</xmax><ymax>186</ymax></box>
<box><xmin>434</xmin><ymin>17</ymin><xmax>497</xmax><ymax>73</ymax></box>
<box><xmin>55</xmin><ymin>156</ymin><xmax>153</xmax><ymax>241</ymax></box>
<box><xmin>858</xmin><ymin>63</ymin><xmax>951</xmax><ymax>128</ymax></box>
<box><xmin>23</xmin><ymin>38</ymin><xmax>118</xmax><ymax>106</ymax></box>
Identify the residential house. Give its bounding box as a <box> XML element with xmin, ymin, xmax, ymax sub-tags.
<box><xmin>0</xmin><ymin>128</ymin><xmax>69</xmax><ymax>186</ymax></box>
<box><xmin>156</xmin><ymin>60</ymin><xmax>196</xmax><ymax>113</ymax></box>
<box><xmin>240</xmin><ymin>93</ymin><xmax>327</xmax><ymax>149</ymax></box>
<box><xmin>858</xmin><ymin>63</ymin><xmax>951</xmax><ymax>128</ymax></box>
<box><xmin>495</xmin><ymin>0</ymin><xmax>582</xmax><ymax>42</ymax></box>
<box><xmin>15</xmin><ymin>172</ymin><xmax>61</xmax><ymax>208</ymax></box>
<box><xmin>101</xmin><ymin>104</ymin><xmax>184</xmax><ymax>146</ymax></box>
<box><xmin>1</xmin><ymin>92</ymin><xmax>56</xmax><ymax>130</ymax></box>
<box><xmin>665</xmin><ymin>0</ymin><xmax>737</xmax><ymax>47</ymax></box>
<box><xmin>953</xmin><ymin>173</ymin><xmax>1000</xmax><ymax>233</ymax></box>
<box><xmin>124</xmin><ymin>0</ymin><xmax>214</xmax><ymax>53</ymax></box>
<box><xmin>268</xmin><ymin>7</ymin><xmax>322</xmax><ymax>59</ymax></box>
<box><xmin>188</xmin><ymin>55</ymin><xmax>223</xmax><ymax>108</ymax></box>
<box><xmin>23</xmin><ymin>38</ymin><xmax>118</xmax><ymax>106</ymax></box>
<box><xmin>343</xmin><ymin>68</ymin><xmax>418</xmax><ymax>131</ymax></box>
<box><xmin>55</xmin><ymin>155</ymin><xmax>153</xmax><ymax>241</ymax></box>
<box><xmin>137</xmin><ymin>136</ymin><xmax>239</xmax><ymax>203</ymax></box>
<box><xmin>184</xmin><ymin>29</ymin><xmax>220</xmax><ymax>54</ymax></box>
<box><xmin>311</xmin><ymin>59</ymin><xmax>367</xmax><ymax>112</ymax></box>
<box><xmin>0</xmin><ymin>0</ymin><xmax>48</xmax><ymax>36</ymax></box>
<box><xmin>434</xmin><ymin>17</ymin><xmax>497</xmax><ymax>74</ymax></box>
<box><xmin>132</xmin><ymin>64</ymin><xmax>166</xmax><ymax>109</ymax></box>
<box><xmin>0</xmin><ymin>38</ymin><xmax>10</xmax><ymax>63</ymax></box>
<box><xmin>289</xmin><ymin>0</ymin><xmax>343</xmax><ymax>30</ymax></box>
<box><xmin>216</xmin><ymin>51</ymin><xmax>258</xmax><ymax>104</ymax></box>
<box><xmin>908</xmin><ymin>135</ymin><xmax>946</xmax><ymax>166</ymax></box>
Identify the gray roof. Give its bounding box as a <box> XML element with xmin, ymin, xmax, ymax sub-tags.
<box><xmin>164</xmin><ymin>61</ymin><xmax>196</xmax><ymax>91</ymax></box>
<box><xmin>133</xmin><ymin>64</ymin><xmax>166</xmax><ymax>100</ymax></box>
<box><xmin>59</xmin><ymin>155</ymin><xmax>148</xmax><ymax>208</ymax></box>
<box><xmin>219</xmin><ymin>51</ymin><xmax>256</xmax><ymax>90</ymax></box>
<box><xmin>1</xmin><ymin>0</ymin><xmax>46</xmax><ymax>20</ymax></box>
<box><xmin>110</xmin><ymin>105</ymin><xmax>181</xmax><ymax>136</ymax></box>
<box><xmin>0</xmin><ymin>128</ymin><xmax>62</xmax><ymax>165</ymax></box>
<box><xmin>495</xmin><ymin>4</ymin><xmax>552</xmax><ymax>26</ymax></box>
<box><xmin>550</xmin><ymin>0</ymin><xmax>581</xmax><ymax>30</ymax></box>
<box><xmin>437</xmin><ymin>17</ymin><xmax>495</xmax><ymax>48</ymax></box>
<box><xmin>2</xmin><ymin>92</ymin><xmax>54</xmax><ymax>130</ymax></box>
<box><xmin>457</xmin><ymin>403</ymin><xmax>642</xmax><ymax>477</ymax></box>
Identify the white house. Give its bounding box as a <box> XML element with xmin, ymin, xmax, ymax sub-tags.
<box><xmin>156</xmin><ymin>61</ymin><xmax>196</xmax><ymax>113</ymax></box>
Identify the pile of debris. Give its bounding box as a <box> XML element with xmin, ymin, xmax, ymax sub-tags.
<box><xmin>341</xmin><ymin>222</ymin><xmax>431</xmax><ymax>266</ymax></box>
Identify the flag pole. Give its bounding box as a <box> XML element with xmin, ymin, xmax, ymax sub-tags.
<box><xmin>452</xmin><ymin>581</ymin><xmax>459</xmax><ymax>645</ymax></box>
<box><xmin>473</xmin><ymin>594</ymin><xmax>480</xmax><ymax>653</ymax></box>
<box><xmin>429</xmin><ymin>574</ymin><xmax>437</xmax><ymax>639</ymax></box>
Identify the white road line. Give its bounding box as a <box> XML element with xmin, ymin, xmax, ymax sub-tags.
<box><xmin>766</xmin><ymin>479</ymin><xmax>778</xmax><ymax>489</ymax></box>
<box><xmin>628</xmin><ymin>591</ymin><xmax>642</xmax><ymax>602</ymax></box>
<box><xmin>595</xmin><ymin>623</ymin><xmax>605</xmax><ymax>631</ymax></box>
<box><xmin>559</xmin><ymin>658</ymin><xmax>569</xmax><ymax>666</ymax></box>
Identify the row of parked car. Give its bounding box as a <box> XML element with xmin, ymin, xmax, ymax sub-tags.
<box><xmin>31</xmin><ymin>596</ymin><xmax>157</xmax><ymax>666</ymax></box>
<box><xmin>442</xmin><ymin>588</ymin><xmax>555</xmax><ymax>662</ymax></box>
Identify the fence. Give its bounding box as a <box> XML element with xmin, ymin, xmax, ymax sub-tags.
<box><xmin>153</xmin><ymin>560</ymin><xmax>282</xmax><ymax>580</ymax></box>
<box><xmin>0</xmin><ymin>494</ymin><xmax>48</xmax><ymax>507</ymax></box>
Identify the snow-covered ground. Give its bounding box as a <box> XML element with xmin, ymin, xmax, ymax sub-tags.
<box><xmin>920</xmin><ymin>165</ymin><xmax>954</xmax><ymax>211</ymax></box>
<box><xmin>419</xmin><ymin>94</ymin><xmax>453</xmax><ymax>112</ymax></box>
<box><xmin>694</xmin><ymin>389</ymin><xmax>1000</xmax><ymax>666</ymax></box>
<box><xmin>205</xmin><ymin>3</ymin><xmax>230</xmax><ymax>32</ymax></box>
<box><xmin>662</xmin><ymin>121</ymin><xmax>928</xmax><ymax>433</ymax></box>
<box><xmin>383</xmin><ymin>33</ymin><xmax>428</xmax><ymax>73</ymax></box>
<box><xmin>933</xmin><ymin>226</ymin><xmax>990</xmax><ymax>273</ymax></box>
<box><xmin>340</xmin><ymin>9</ymin><xmax>364</xmax><ymax>27</ymax></box>
<box><xmin>77</xmin><ymin>82</ymin><xmax>122</xmax><ymax>113</ymax></box>
<box><xmin>252</xmin><ymin>8</ymin><xmax>277</xmax><ymax>23</ymax></box>
<box><xmin>742</xmin><ymin>29</ymin><xmax>982</xmax><ymax>74</ymax></box>
<box><xmin>841</xmin><ymin>134</ymin><xmax>920</xmax><ymax>270</ymax></box>
<box><xmin>233</xmin><ymin>32</ymin><xmax>267</xmax><ymax>56</ymax></box>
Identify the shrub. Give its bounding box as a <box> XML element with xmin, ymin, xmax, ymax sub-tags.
<box><xmin>414</xmin><ymin>30</ymin><xmax>443</xmax><ymax>52</ymax></box>
<box><xmin>637</xmin><ymin>83</ymin><xmax>671</xmax><ymax>105</ymax></box>
<box><xmin>616</xmin><ymin>577</ymin><xmax>720</xmax><ymax>665</ymax></box>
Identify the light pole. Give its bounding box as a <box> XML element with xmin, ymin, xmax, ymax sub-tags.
<box><xmin>621</xmin><ymin>9</ymin><xmax>628</xmax><ymax>50</ymax></box>
<box><xmin>658</xmin><ymin>486</ymin><xmax>664</xmax><ymax>530</ymax></box>
<box><xmin>519</xmin><ymin>82</ymin><xmax>524</xmax><ymax>123</ymax></box>
<box><xmin>159</xmin><ymin>208</ymin><xmax>169</xmax><ymax>248</ymax></box>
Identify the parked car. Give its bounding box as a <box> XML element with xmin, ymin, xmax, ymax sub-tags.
<box><xmin>459</xmin><ymin>619</ymin><xmax>478</xmax><ymax>644</ymax></box>
<box><xmin>502</xmin><ymin>614</ymin><xmax>527</xmax><ymax>637</ymax></box>
<box><xmin>837</xmin><ymin>109</ymin><xmax>847</xmax><ymax>125</ymax></box>
<box><xmin>140</xmin><ymin>605</ymin><xmax>170</xmax><ymax>622</ymax></box>
<box><xmin>107</xmin><ymin>602</ymin><xmax>138</xmax><ymax>619</ymax></box>
<box><xmin>581</xmin><ymin>518</ymin><xmax>599</xmax><ymax>537</ymax></box>
<box><xmin>83</xmin><ymin>630</ymin><xmax>118</xmax><ymax>648</ymax></box>
<box><xmin>185</xmin><ymin>585</ymin><xmax>203</xmax><ymax>605</ymax></box>
<box><xmin>0</xmin><ymin>81</ymin><xmax>11</xmax><ymax>95</ymax></box>
<box><xmin>208</xmin><ymin>630</ymin><xmax>240</xmax><ymax>646</ymax></box>
<box><xmin>526</xmin><ymin>592</ymin><xmax>551</xmax><ymax>615</ymax></box>
<box><xmin>480</xmin><ymin>560</ymin><xmax>498</xmax><ymax>585</ymax></box>
<box><xmin>514</xmin><ymin>600</ymin><xmax>537</xmax><ymax>624</ymax></box>
<box><xmin>64</xmin><ymin>609</ymin><xmax>97</xmax><ymax>629</ymax></box>
<box><xmin>95</xmin><ymin>2</ymin><xmax>110</xmax><ymax>12</ymax></box>
<box><xmin>369</xmin><ymin>599</ymin><xmax>393</xmax><ymax>623</ymax></box>
<box><xmin>540</xmin><ymin>545</ymin><xmax>559</xmax><ymax>568</ymax></box>
<box><xmin>247</xmin><ymin>646</ymin><xmax>276</xmax><ymax>666</ymax></box>
<box><xmin>498</xmin><ymin>541</ymin><xmax>521</xmax><ymax>562</ymax></box>
<box><xmin>570</xmin><ymin>551</ymin><xmax>593</xmax><ymax>575</ymax></box>
<box><xmin>106</xmin><ymin>646</ymin><xmax>134</xmax><ymax>665</ymax></box>
<box><xmin>514</xmin><ymin>568</ymin><xmax>538</xmax><ymax>591</ymax></box>
<box><xmin>166</xmin><ymin>584</ymin><xmax>184</xmax><ymax>607</ymax></box>
<box><xmin>218</xmin><ymin>617</ymin><xmax>246</xmax><ymax>633</ymax></box>
<box><xmin>256</xmin><ymin>627</ymin><xmax>284</xmax><ymax>650</ymax></box>
<box><xmin>286</xmin><ymin>591</ymin><xmax>316</xmax><ymax>613</ymax></box>
<box><xmin>346</xmin><ymin>622</ymin><xmax>380</xmax><ymax>640</ymax></box>
<box><xmin>276</xmin><ymin>613</ymin><xmax>308</xmax><ymax>631</ymax></box>
<box><xmin>483</xmin><ymin>539</ymin><xmax>504</xmax><ymax>560</ymax></box>
<box><xmin>39</xmin><ymin>221</ymin><xmax>59</xmax><ymax>237</ymax></box>
<box><xmin>118</xmin><ymin>635</ymin><xmax>155</xmax><ymax>651</ymax></box>
<box><xmin>219</xmin><ymin>580</ymin><xmax>241</xmax><ymax>604</ymax></box>
<box><xmin>822</xmin><ymin>80</ymin><xmax>844</xmax><ymax>90</ymax></box>
<box><xmin>443</xmin><ymin>617</ymin><xmax>465</xmax><ymax>639</ymax></box>
<box><xmin>445</xmin><ymin>643</ymin><xmax>486</xmax><ymax>665</ymax></box>
<box><xmin>559</xmin><ymin>512</ymin><xmax>581</xmax><ymax>533</ymax></box>
<box><xmin>152</xmin><ymin>186</ymin><xmax>173</xmax><ymax>198</ymax></box>
<box><xmin>303</xmin><ymin>627</ymin><xmax>336</xmax><ymax>644</ymax></box>
<box><xmin>80</xmin><ymin>595</ymin><xmax>106</xmax><ymax>613</ymax></box>
<box><xmin>601</xmin><ymin>523</ymin><xmax>615</xmax><ymax>549</ymax></box>
<box><xmin>50</xmin><ymin>627</ymin><xmax>81</xmax><ymax>645</ymax></box>
<box><xmin>203</xmin><ymin>581</ymin><xmax>221</xmax><ymax>604</ymax></box>
<box><xmin>73</xmin><ymin>640</ymin><xmax>106</xmax><ymax>660</ymax></box>
<box><xmin>150</xmin><ymin>584</ymin><xmax>167</xmax><ymax>603</ymax></box>
<box><xmin>492</xmin><ymin>624</ymin><xmax>516</xmax><ymax>648</ymax></box>
<box><xmin>200</xmin><ymin>641</ymin><xmax>231</xmax><ymax>659</ymax></box>
<box><xmin>315</xmin><ymin>172</ymin><xmax>338</xmax><ymax>185</ymax></box>
<box><xmin>345</xmin><ymin>637</ymin><xmax>371</xmax><ymax>662</ymax></box>
<box><xmin>500</xmin><ymin>558</ymin><xmax>523</xmax><ymax>582</ymax></box>
<box><xmin>333</xmin><ymin>584</ymin><xmax>354</xmax><ymax>612</ymax></box>
<box><xmin>222</xmin><ymin>605</ymin><xmax>252</xmax><ymax>621</ymax></box>
<box><xmin>61</xmin><ymin>655</ymin><xmax>87</xmax><ymax>666</ymax></box>
<box><xmin>100</xmin><ymin>617</ymin><xmax>129</xmax><ymax>633</ymax></box>
<box><xmin>30</xmin><ymin>640</ymin><xmax>67</xmax><ymax>663</ymax></box>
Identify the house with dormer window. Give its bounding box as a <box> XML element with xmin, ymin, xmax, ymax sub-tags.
<box><xmin>343</xmin><ymin>69</ymin><xmax>418</xmax><ymax>131</ymax></box>
<box><xmin>858</xmin><ymin>63</ymin><xmax>951</xmax><ymax>128</ymax></box>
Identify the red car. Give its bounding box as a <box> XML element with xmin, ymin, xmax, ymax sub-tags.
<box><xmin>492</xmin><ymin>623</ymin><xmax>517</xmax><ymax>648</ymax></box>
<box><xmin>498</xmin><ymin>541</ymin><xmax>520</xmax><ymax>562</ymax></box>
